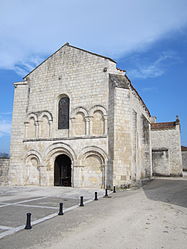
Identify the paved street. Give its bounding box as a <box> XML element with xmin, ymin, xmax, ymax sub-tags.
<box><xmin>0</xmin><ymin>178</ymin><xmax>187</xmax><ymax>249</ymax></box>
<box><xmin>0</xmin><ymin>186</ymin><xmax>105</xmax><ymax>240</ymax></box>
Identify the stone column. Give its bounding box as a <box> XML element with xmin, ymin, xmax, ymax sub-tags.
<box><xmin>49</xmin><ymin>120</ymin><xmax>53</xmax><ymax>138</ymax></box>
<box><xmin>85</xmin><ymin>116</ymin><xmax>90</xmax><ymax>136</ymax></box>
<box><xmin>24</xmin><ymin>122</ymin><xmax>29</xmax><ymax>139</ymax></box>
<box><xmin>69</xmin><ymin>117</ymin><xmax>75</xmax><ymax>137</ymax></box>
<box><xmin>38</xmin><ymin>165</ymin><xmax>46</xmax><ymax>186</ymax></box>
<box><xmin>73</xmin><ymin>160</ymin><xmax>84</xmax><ymax>188</ymax></box>
<box><xmin>35</xmin><ymin>121</ymin><xmax>39</xmax><ymax>139</ymax></box>
<box><xmin>89</xmin><ymin>116</ymin><xmax>93</xmax><ymax>136</ymax></box>
<box><xmin>103</xmin><ymin>115</ymin><xmax>108</xmax><ymax>135</ymax></box>
<box><xmin>102</xmin><ymin>164</ymin><xmax>106</xmax><ymax>189</ymax></box>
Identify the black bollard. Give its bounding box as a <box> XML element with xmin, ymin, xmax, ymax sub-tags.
<box><xmin>58</xmin><ymin>203</ymin><xmax>64</xmax><ymax>215</ymax></box>
<box><xmin>94</xmin><ymin>192</ymin><xmax>98</xmax><ymax>201</ymax></box>
<box><xmin>80</xmin><ymin>196</ymin><xmax>84</xmax><ymax>207</ymax></box>
<box><xmin>25</xmin><ymin>213</ymin><xmax>32</xmax><ymax>230</ymax></box>
<box><xmin>104</xmin><ymin>189</ymin><xmax>108</xmax><ymax>197</ymax></box>
<box><xmin>113</xmin><ymin>186</ymin><xmax>116</xmax><ymax>193</ymax></box>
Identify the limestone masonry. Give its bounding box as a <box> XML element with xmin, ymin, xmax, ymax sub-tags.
<box><xmin>181</xmin><ymin>146</ymin><xmax>187</xmax><ymax>171</ymax></box>
<box><xmin>151</xmin><ymin>119</ymin><xmax>182</xmax><ymax>176</ymax></box>
<box><xmin>0</xmin><ymin>159</ymin><xmax>9</xmax><ymax>185</ymax></box>
<box><xmin>7</xmin><ymin>43</ymin><xmax>183</xmax><ymax>188</ymax></box>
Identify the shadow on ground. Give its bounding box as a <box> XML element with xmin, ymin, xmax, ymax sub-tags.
<box><xmin>142</xmin><ymin>179</ymin><xmax>187</xmax><ymax>208</ymax></box>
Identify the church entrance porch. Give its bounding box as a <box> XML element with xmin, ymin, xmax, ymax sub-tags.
<box><xmin>54</xmin><ymin>154</ymin><xmax>71</xmax><ymax>186</ymax></box>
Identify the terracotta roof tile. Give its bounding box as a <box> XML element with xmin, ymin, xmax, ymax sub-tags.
<box><xmin>181</xmin><ymin>146</ymin><xmax>187</xmax><ymax>151</ymax></box>
<box><xmin>116</xmin><ymin>67</ymin><xmax>126</xmax><ymax>72</ymax></box>
<box><xmin>151</xmin><ymin>121</ymin><xmax>178</xmax><ymax>130</ymax></box>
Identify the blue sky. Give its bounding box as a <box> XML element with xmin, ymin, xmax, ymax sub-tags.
<box><xmin>0</xmin><ymin>0</ymin><xmax>187</xmax><ymax>153</ymax></box>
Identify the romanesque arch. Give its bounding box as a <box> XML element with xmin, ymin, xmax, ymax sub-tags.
<box><xmin>78</xmin><ymin>146</ymin><xmax>108</xmax><ymax>188</ymax></box>
<box><xmin>25</xmin><ymin>113</ymin><xmax>38</xmax><ymax>139</ymax></box>
<box><xmin>40</xmin><ymin>115</ymin><xmax>49</xmax><ymax>138</ymax></box>
<box><xmin>25</xmin><ymin>150</ymin><xmax>42</xmax><ymax>185</ymax></box>
<box><xmin>44</xmin><ymin>142</ymin><xmax>76</xmax><ymax>186</ymax></box>
<box><xmin>54</xmin><ymin>154</ymin><xmax>72</xmax><ymax>186</ymax></box>
<box><xmin>89</xmin><ymin>105</ymin><xmax>107</xmax><ymax>136</ymax></box>
<box><xmin>39</xmin><ymin>111</ymin><xmax>53</xmax><ymax>138</ymax></box>
<box><xmin>71</xmin><ymin>107</ymin><xmax>88</xmax><ymax>136</ymax></box>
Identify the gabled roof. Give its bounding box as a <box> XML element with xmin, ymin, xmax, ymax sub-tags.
<box><xmin>151</xmin><ymin>121</ymin><xmax>178</xmax><ymax>130</ymax></box>
<box><xmin>68</xmin><ymin>43</ymin><xmax>116</xmax><ymax>63</ymax></box>
<box><xmin>23</xmin><ymin>43</ymin><xmax>116</xmax><ymax>79</ymax></box>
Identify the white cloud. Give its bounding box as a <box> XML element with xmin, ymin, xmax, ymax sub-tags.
<box><xmin>13</xmin><ymin>55</ymin><xmax>44</xmax><ymax>76</ymax></box>
<box><xmin>0</xmin><ymin>120</ymin><xmax>11</xmax><ymax>137</ymax></box>
<box><xmin>127</xmin><ymin>51</ymin><xmax>180</xmax><ymax>79</ymax></box>
<box><xmin>0</xmin><ymin>0</ymin><xmax>187</xmax><ymax>74</ymax></box>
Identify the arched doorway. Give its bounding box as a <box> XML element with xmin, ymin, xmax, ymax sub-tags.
<box><xmin>54</xmin><ymin>154</ymin><xmax>71</xmax><ymax>186</ymax></box>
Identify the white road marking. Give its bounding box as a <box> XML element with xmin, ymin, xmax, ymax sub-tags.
<box><xmin>0</xmin><ymin>194</ymin><xmax>106</xmax><ymax>239</ymax></box>
<box><xmin>12</xmin><ymin>196</ymin><xmax>48</xmax><ymax>204</ymax></box>
<box><xmin>0</xmin><ymin>204</ymin><xmax>10</xmax><ymax>207</ymax></box>
<box><xmin>0</xmin><ymin>225</ymin><xmax>14</xmax><ymax>230</ymax></box>
<box><xmin>0</xmin><ymin>225</ymin><xmax>25</xmax><ymax>239</ymax></box>
<box><xmin>13</xmin><ymin>203</ymin><xmax>58</xmax><ymax>210</ymax></box>
<box><xmin>31</xmin><ymin>212</ymin><xmax>58</xmax><ymax>226</ymax></box>
<box><xmin>0</xmin><ymin>196</ymin><xmax>47</xmax><ymax>208</ymax></box>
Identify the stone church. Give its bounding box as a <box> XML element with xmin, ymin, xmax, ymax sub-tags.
<box><xmin>8</xmin><ymin>43</ymin><xmax>183</xmax><ymax>188</ymax></box>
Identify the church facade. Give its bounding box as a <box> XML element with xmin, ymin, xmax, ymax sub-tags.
<box><xmin>8</xmin><ymin>43</ymin><xmax>183</xmax><ymax>188</ymax></box>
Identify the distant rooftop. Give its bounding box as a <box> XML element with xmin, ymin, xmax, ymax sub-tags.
<box><xmin>181</xmin><ymin>146</ymin><xmax>187</xmax><ymax>151</ymax></box>
<box><xmin>151</xmin><ymin>121</ymin><xmax>179</xmax><ymax>130</ymax></box>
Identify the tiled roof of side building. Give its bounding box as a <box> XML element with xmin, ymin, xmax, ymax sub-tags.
<box><xmin>181</xmin><ymin>146</ymin><xmax>187</xmax><ymax>151</ymax></box>
<box><xmin>151</xmin><ymin>121</ymin><xmax>178</xmax><ymax>130</ymax></box>
<box><xmin>116</xmin><ymin>67</ymin><xmax>126</xmax><ymax>72</ymax></box>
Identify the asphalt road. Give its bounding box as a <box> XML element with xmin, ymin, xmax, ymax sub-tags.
<box><xmin>0</xmin><ymin>178</ymin><xmax>187</xmax><ymax>249</ymax></box>
<box><xmin>0</xmin><ymin>186</ymin><xmax>105</xmax><ymax>240</ymax></box>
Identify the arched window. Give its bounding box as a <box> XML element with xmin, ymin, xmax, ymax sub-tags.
<box><xmin>40</xmin><ymin>115</ymin><xmax>50</xmax><ymax>138</ymax></box>
<box><xmin>73</xmin><ymin>112</ymin><xmax>86</xmax><ymax>136</ymax></box>
<box><xmin>58</xmin><ymin>96</ymin><xmax>70</xmax><ymax>129</ymax></box>
<box><xmin>27</xmin><ymin>117</ymin><xmax>36</xmax><ymax>138</ymax></box>
<box><xmin>92</xmin><ymin>110</ymin><xmax>104</xmax><ymax>136</ymax></box>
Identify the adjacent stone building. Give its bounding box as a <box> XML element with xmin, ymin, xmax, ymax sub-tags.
<box><xmin>151</xmin><ymin>118</ymin><xmax>183</xmax><ymax>176</ymax></box>
<box><xmin>8</xmin><ymin>43</ymin><xmax>183</xmax><ymax>188</ymax></box>
<box><xmin>181</xmin><ymin>146</ymin><xmax>187</xmax><ymax>171</ymax></box>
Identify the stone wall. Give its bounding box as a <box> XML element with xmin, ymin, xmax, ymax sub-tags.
<box><xmin>182</xmin><ymin>150</ymin><xmax>187</xmax><ymax>171</ymax></box>
<box><xmin>9</xmin><ymin>43</ymin><xmax>163</xmax><ymax>188</ymax></box>
<box><xmin>151</xmin><ymin>123</ymin><xmax>182</xmax><ymax>176</ymax></box>
<box><xmin>112</xmin><ymin>86</ymin><xmax>132</xmax><ymax>187</ymax></box>
<box><xmin>9</xmin><ymin>44</ymin><xmax>122</xmax><ymax>187</ymax></box>
<box><xmin>109</xmin><ymin>74</ymin><xmax>152</xmax><ymax>187</ymax></box>
<box><xmin>152</xmin><ymin>149</ymin><xmax>169</xmax><ymax>176</ymax></box>
<box><xmin>130</xmin><ymin>87</ymin><xmax>152</xmax><ymax>181</ymax></box>
<box><xmin>0</xmin><ymin>158</ymin><xmax>9</xmax><ymax>185</ymax></box>
<box><xmin>9</xmin><ymin>81</ymin><xmax>28</xmax><ymax>185</ymax></box>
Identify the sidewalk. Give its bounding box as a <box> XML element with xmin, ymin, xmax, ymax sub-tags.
<box><xmin>0</xmin><ymin>178</ymin><xmax>187</xmax><ymax>249</ymax></box>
